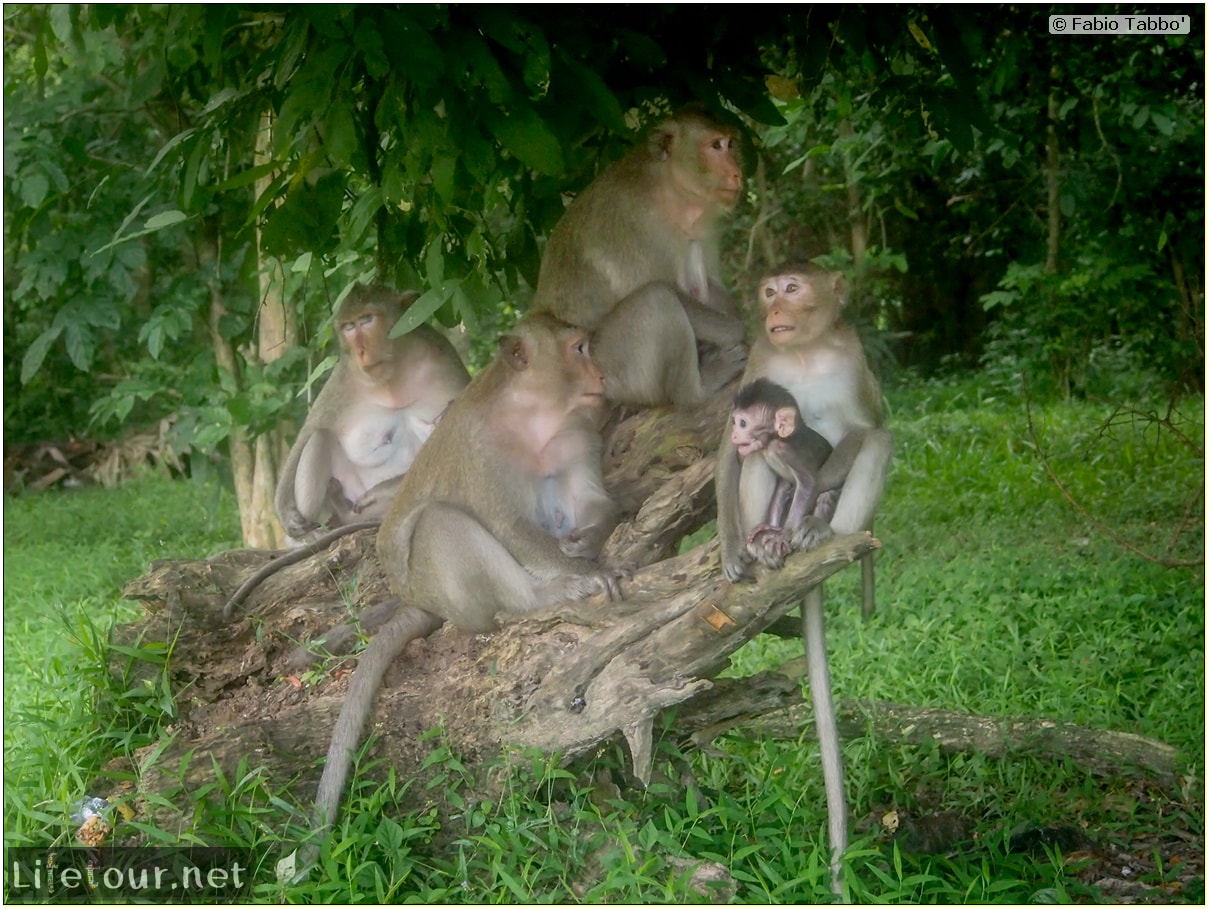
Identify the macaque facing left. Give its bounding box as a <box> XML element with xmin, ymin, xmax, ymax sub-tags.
<box><xmin>730</xmin><ymin>378</ymin><xmax>843</xmax><ymax>568</ymax></box>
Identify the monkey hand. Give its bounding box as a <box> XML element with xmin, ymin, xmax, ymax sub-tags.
<box><xmin>558</xmin><ymin>524</ymin><xmax>608</xmax><ymax>560</ymax></box>
<box><xmin>536</xmin><ymin>569</ymin><xmax>626</xmax><ymax>606</ymax></box>
<box><xmin>789</xmin><ymin>516</ymin><xmax>835</xmax><ymax>552</ymax></box>
<box><xmin>813</xmin><ymin>490</ymin><xmax>840</xmax><ymax>524</ymax></box>
<box><xmin>747</xmin><ymin>525</ymin><xmax>791</xmax><ymax>570</ymax></box>
<box><xmin>280</xmin><ymin>505</ymin><xmax>322</xmax><ymax>542</ymax></box>
<box><xmin>594</xmin><ymin>567</ymin><xmax>628</xmax><ymax>601</ymax></box>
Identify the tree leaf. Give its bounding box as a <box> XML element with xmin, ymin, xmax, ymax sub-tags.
<box><xmin>63</xmin><ymin>322</ymin><xmax>94</xmax><ymax>371</ymax></box>
<box><xmin>19</xmin><ymin>172</ymin><xmax>50</xmax><ymax>208</ymax></box>
<box><xmin>486</xmin><ymin>104</ymin><xmax>564</xmax><ymax>175</ymax></box>
<box><xmin>390</xmin><ymin>286</ymin><xmax>450</xmax><ymax>337</ymax></box>
<box><xmin>145</xmin><ymin>210</ymin><xmax>188</xmax><ymax>230</ymax></box>
<box><xmin>20</xmin><ymin>325</ymin><xmax>62</xmax><ymax>384</ymax></box>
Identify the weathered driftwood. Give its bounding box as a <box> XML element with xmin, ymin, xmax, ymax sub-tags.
<box><xmin>117</xmin><ymin>383</ymin><xmax>1179</xmax><ymax>834</ymax></box>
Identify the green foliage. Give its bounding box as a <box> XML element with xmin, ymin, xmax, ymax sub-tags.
<box><xmin>6</xmin><ymin>5</ymin><xmax>1048</xmax><ymax>449</ymax></box>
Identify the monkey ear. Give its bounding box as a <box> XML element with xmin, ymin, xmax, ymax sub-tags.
<box><xmin>774</xmin><ymin>407</ymin><xmax>797</xmax><ymax>438</ymax></box>
<box><xmin>398</xmin><ymin>290</ymin><xmax>420</xmax><ymax>310</ymax></box>
<box><xmin>831</xmin><ymin>273</ymin><xmax>850</xmax><ymax>307</ymax></box>
<box><xmin>501</xmin><ymin>334</ymin><xmax>530</xmax><ymax>372</ymax></box>
<box><xmin>650</xmin><ymin>123</ymin><xmax>675</xmax><ymax>161</ymax></box>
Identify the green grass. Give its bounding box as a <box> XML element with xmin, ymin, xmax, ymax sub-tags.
<box><xmin>3</xmin><ymin>385</ymin><xmax>1204</xmax><ymax>903</ymax></box>
<box><xmin>3</xmin><ymin>475</ymin><xmax>242</xmax><ymax>846</ymax></box>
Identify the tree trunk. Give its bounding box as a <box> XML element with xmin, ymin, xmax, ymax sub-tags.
<box><xmin>1045</xmin><ymin>63</ymin><xmax>1062</xmax><ymax>274</ymax></box>
<box><xmin>838</xmin><ymin>119</ymin><xmax>868</xmax><ymax>271</ymax></box>
<box><xmin>250</xmin><ymin>111</ymin><xmax>293</xmax><ymax>549</ymax></box>
<box><xmin>195</xmin><ymin>220</ymin><xmax>262</xmax><ymax>545</ymax></box>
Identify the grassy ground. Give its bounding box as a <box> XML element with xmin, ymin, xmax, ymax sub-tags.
<box><xmin>3</xmin><ymin>384</ymin><xmax>1203</xmax><ymax>902</ymax></box>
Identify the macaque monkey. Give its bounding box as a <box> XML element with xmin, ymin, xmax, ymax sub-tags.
<box><xmin>275</xmin><ymin>284</ymin><xmax>470</xmax><ymax>543</ymax></box>
<box><xmin>717</xmin><ymin>265</ymin><xmax>891</xmax><ymax>596</ymax></box>
<box><xmin>306</xmin><ymin>314</ymin><xmax>624</xmax><ymax>855</ymax></box>
<box><xmin>532</xmin><ymin>106</ymin><xmax>747</xmax><ymax>407</ymax></box>
<box><xmin>730</xmin><ymin>378</ymin><xmax>845</xmax><ymax>567</ymax></box>
<box><xmin>714</xmin><ymin>263</ymin><xmax>893</xmax><ymax>895</ymax></box>
<box><xmin>222</xmin><ymin>286</ymin><xmax>470</xmax><ymax>622</ymax></box>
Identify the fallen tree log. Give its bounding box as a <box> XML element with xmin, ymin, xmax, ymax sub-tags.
<box><xmin>675</xmin><ymin>673</ymin><xmax>1180</xmax><ymax>786</ymax></box>
<box><xmin>116</xmin><ymin>384</ymin><xmax>1180</xmax><ymax>837</ymax></box>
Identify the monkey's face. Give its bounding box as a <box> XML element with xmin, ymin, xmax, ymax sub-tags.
<box><xmin>562</xmin><ymin>331</ymin><xmax>607</xmax><ymax>411</ymax></box>
<box><xmin>667</xmin><ymin>121</ymin><xmax>743</xmax><ymax>213</ymax></box>
<box><xmin>730</xmin><ymin>407</ymin><xmax>770</xmax><ymax>457</ymax></box>
<box><xmin>340</xmin><ymin>306</ymin><xmax>394</xmax><ymax>373</ymax></box>
<box><xmin>697</xmin><ymin>129</ymin><xmax>743</xmax><ymax>210</ymax></box>
<box><xmin>760</xmin><ymin>274</ymin><xmax>840</xmax><ymax>349</ymax></box>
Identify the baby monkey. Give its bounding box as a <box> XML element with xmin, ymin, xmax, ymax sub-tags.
<box><xmin>730</xmin><ymin>378</ymin><xmax>842</xmax><ymax>567</ymax></box>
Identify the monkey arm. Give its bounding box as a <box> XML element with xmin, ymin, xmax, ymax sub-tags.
<box><xmin>768</xmin><ymin>447</ymin><xmax>823</xmax><ymax>531</ymax></box>
<box><xmin>677</xmin><ymin>290</ymin><xmax>746</xmax><ymax>346</ymax></box>
<box><xmin>348</xmin><ymin>475</ymin><xmax>405</xmax><ymax>521</ymax></box>
<box><xmin>275</xmin><ymin>428</ymin><xmax>332</xmax><ymax>540</ymax></box>
<box><xmin>714</xmin><ymin>438</ymin><xmax>752</xmax><ymax>582</ymax></box>
<box><xmin>813</xmin><ymin>430</ymin><xmax>862</xmax><ymax>493</ymax></box>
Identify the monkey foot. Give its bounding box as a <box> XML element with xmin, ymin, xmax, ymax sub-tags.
<box><xmin>747</xmin><ymin>525</ymin><xmax>790</xmax><ymax>569</ymax></box>
<box><xmin>790</xmin><ymin>516</ymin><xmax>835</xmax><ymax>552</ymax></box>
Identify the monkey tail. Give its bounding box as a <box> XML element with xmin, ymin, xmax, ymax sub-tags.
<box><xmin>311</xmin><ymin>604</ymin><xmax>445</xmax><ymax>833</ymax></box>
<box><xmin>221</xmin><ymin>521</ymin><xmax>380</xmax><ymax>622</ymax></box>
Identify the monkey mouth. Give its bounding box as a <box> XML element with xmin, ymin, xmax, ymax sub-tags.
<box><xmin>734</xmin><ymin>442</ymin><xmax>757</xmax><ymax>457</ymax></box>
<box><xmin>767</xmin><ymin>325</ymin><xmax>795</xmax><ymax>340</ymax></box>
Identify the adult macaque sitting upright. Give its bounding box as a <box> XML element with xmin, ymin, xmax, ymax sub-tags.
<box><xmin>715</xmin><ymin>263</ymin><xmax>893</xmax><ymax>894</ymax></box>
<box><xmin>532</xmin><ymin>105</ymin><xmax>747</xmax><ymax>407</ymax></box>
<box><xmin>716</xmin><ymin>263</ymin><xmax>892</xmax><ymax>611</ymax></box>
<box><xmin>274</xmin><ymin>284</ymin><xmax>470</xmax><ymax>543</ymax></box>
<box><xmin>307</xmin><ymin>313</ymin><xmax>624</xmax><ymax>847</ymax></box>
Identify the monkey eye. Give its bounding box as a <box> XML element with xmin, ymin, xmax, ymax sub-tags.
<box><xmin>785</xmin><ymin>282</ymin><xmax>799</xmax><ymax>293</ymax></box>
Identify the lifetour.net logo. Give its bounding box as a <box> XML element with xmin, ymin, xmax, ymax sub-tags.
<box><xmin>5</xmin><ymin>847</ymin><xmax>256</xmax><ymax>903</ymax></box>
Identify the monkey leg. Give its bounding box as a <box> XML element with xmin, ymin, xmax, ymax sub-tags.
<box><xmin>803</xmin><ymin>585</ymin><xmax>848</xmax><ymax>897</ymax></box>
<box><xmin>829</xmin><ymin>428</ymin><xmax>891</xmax><ymax>621</ymax></box>
<box><xmin>403</xmin><ymin>504</ymin><xmax>608</xmax><ymax>630</ymax></box>
<box><xmin>828</xmin><ymin>428</ymin><xmax>893</xmax><ymax>536</ymax></box>
<box><xmin>591</xmin><ymin>283</ymin><xmax>704</xmax><ymax>407</ymax></box>
<box><xmin>738</xmin><ymin>454</ymin><xmax>780</xmax><ymax>535</ymax></box>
